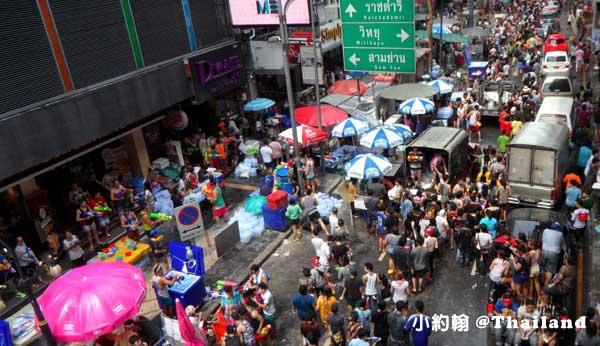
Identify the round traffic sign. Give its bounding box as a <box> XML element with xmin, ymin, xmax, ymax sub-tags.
<box><xmin>177</xmin><ymin>206</ymin><xmax>200</xmax><ymax>226</ymax></box>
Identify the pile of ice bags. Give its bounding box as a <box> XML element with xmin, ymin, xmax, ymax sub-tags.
<box><xmin>228</xmin><ymin>208</ymin><xmax>265</xmax><ymax>243</ymax></box>
<box><xmin>153</xmin><ymin>190</ymin><xmax>174</xmax><ymax>215</ymax></box>
<box><xmin>316</xmin><ymin>192</ymin><xmax>343</xmax><ymax>218</ymax></box>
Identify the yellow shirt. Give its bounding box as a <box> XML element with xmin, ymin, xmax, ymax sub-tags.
<box><xmin>511</xmin><ymin>120</ymin><xmax>523</xmax><ymax>135</ymax></box>
<box><xmin>316</xmin><ymin>295</ymin><xmax>338</xmax><ymax>323</ymax></box>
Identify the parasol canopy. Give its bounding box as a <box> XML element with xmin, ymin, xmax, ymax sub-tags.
<box><xmin>398</xmin><ymin>97</ymin><xmax>435</xmax><ymax>115</ymax></box>
<box><xmin>37</xmin><ymin>261</ymin><xmax>146</xmax><ymax>342</ymax></box>
<box><xmin>427</xmin><ymin>79</ymin><xmax>455</xmax><ymax>94</ymax></box>
<box><xmin>243</xmin><ymin>98</ymin><xmax>275</xmax><ymax>112</ymax></box>
<box><xmin>331</xmin><ymin>118</ymin><xmax>370</xmax><ymax>137</ymax></box>
<box><xmin>295</xmin><ymin>105</ymin><xmax>348</xmax><ymax>127</ymax></box>
<box><xmin>327</xmin><ymin>79</ymin><xmax>369</xmax><ymax>96</ymax></box>
<box><xmin>278</xmin><ymin>125</ymin><xmax>328</xmax><ymax>147</ymax></box>
<box><xmin>360</xmin><ymin>127</ymin><xmax>405</xmax><ymax>149</ymax></box>
<box><xmin>346</xmin><ymin>154</ymin><xmax>393</xmax><ymax>179</ymax></box>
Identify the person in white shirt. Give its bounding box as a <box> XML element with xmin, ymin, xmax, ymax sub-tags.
<box><xmin>329</xmin><ymin>208</ymin><xmax>339</xmax><ymax>235</ymax></box>
<box><xmin>571</xmin><ymin>199</ymin><xmax>589</xmax><ymax>245</ymax></box>
<box><xmin>228</xmin><ymin>118</ymin><xmax>239</xmax><ymax>135</ymax></box>
<box><xmin>584</xmin><ymin>149</ymin><xmax>600</xmax><ymax>177</ymax></box>
<box><xmin>475</xmin><ymin>226</ymin><xmax>493</xmax><ymax>275</ymax></box>
<box><xmin>319</xmin><ymin>236</ymin><xmax>332</xmax><ymax>274</ymax></box>
<box><xmin>259</xmin><ymin>141</ymin><xmax>274</xmax><ymax>172</ymax></box>
<box><xmin>435</xmin><ymin>209</ymin><xmax>449</xmax><ymax>240</ymax></box>
<box><xmin>256</xmin><ymin>282</ymin><xmax>276</xmax><ymax>325</ymax></box>
<box><xmin>63</xmin><ymin>231</ymin><xmax>85</xmax><ymax>267</ymax></box>
<box><xmin>268</xmin><ymin>139</ymin><xmax>283</xmax><ymax>165</ymax></box>
<box><xmin>310</xmin><ymin>229</ymin><xmax>324</xmax><ymax>257</ymax></box>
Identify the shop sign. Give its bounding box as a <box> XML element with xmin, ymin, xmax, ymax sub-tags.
<box><xmin>300</xmin><ymin>45</ymin><xmax>325</xmax><ymax>85</ymax></box>
<box><xmin>320</xmin><ymin>20</ymin><xmax>343</xmax><ymax>52</ymax></box>
<box><xmin>228</xmin><ymin>0</ymin><xmax>310</xmax><ymax>26</ymax></box>
<box><xmin>196</xmin><ymin>56</ymin><xmax>242</xmax><ymax>95</ymax></box>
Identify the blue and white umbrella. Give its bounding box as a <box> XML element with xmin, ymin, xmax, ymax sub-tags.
<box><xmin>384</xmin><ymin>124</ymin><xmax>415</xmax><ymax>141</ymax></box>
<box><xmin>331</xmin><ymin>118</ymin><xmax>370</xmax><ymax>137</ymax></box>
<box><xmin>243</xmin><ymin>98</ymin><xmax>275</xmax><ymax>112</ymax></box>
<box><xmin>360</xmin><ymin>127</ymin><xmax>405</xmax><ymax>149</ymax></box>
<box><xmin>398</xmin><ymin>97</ymin><xmax>435</xmax><ymax>115</ymax></box>
<box><xmin>346</xmin><ymin>154</ymin><xmax>393</xmax><ymax>179</ymax></box>
<box><xmin>432</xmin><ymin>24</ymin><xmax>452</xmax><ymax>35</ymax></box>
<box><xmin>427</xmin><ymin>79</ymin><xmax>455</xmax><ymax>94</ymax></box>
<box><xmin>437</xmin><ymin>106</ymin><xmax>454</xmax><ymax>120</ymax></box>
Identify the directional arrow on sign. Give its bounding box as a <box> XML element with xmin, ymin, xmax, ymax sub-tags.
<box><xmin>397</xmin><ymin>29</ymin><xmax>410</xmax><ymax>42</ymax></box>
<box><xmin>348</xmin><ymin>53</ymin><xmax>360</xmax><ymax>66</ymax></box>
<box><xmin>345</xmin><ymin>3</ymin><xmax>356</xmax><ymax>18</ymax></box>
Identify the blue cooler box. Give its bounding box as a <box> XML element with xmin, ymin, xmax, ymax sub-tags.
<box><xmin>166</xmin><ymin>270</ymin><xmax>206</xmax><ymax>308</ymax></box>
<box><xmin>262</xmin><ymin>204</ymin><xmax>289</xmax><ymax>231</ymax></box>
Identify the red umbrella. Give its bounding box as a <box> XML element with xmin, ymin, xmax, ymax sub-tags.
<box><xmin>295</xmin><ymin>105</ymin><xmax>348</xmax><ymax>127</ymax></box>
<box><xmin>175</xmin><ymin>299</ymin><xmax>206</xmax><ymax>346</ymax></box>
<box><xmin>328</xmin><ymin>79</ymin><xmax>369</xmax><ymax>96</ymax></box>
<box><xmin>279</xmin><ymin>125</ymin><xmax>329</xmax><ymax>147</ymax></box>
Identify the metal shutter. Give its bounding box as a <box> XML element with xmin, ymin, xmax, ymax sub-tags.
<box><xmin>188</xmin><ymin>0</ymin><xmax>232</xmax><ymax>47</ymax></box>
<box><xmin>130</xmin><ymin>0</ymin><xmax>190</xmax><ymax>66</ymax></box>
<box><xmin>49</xmin><ymin>0</ymin><xmax>137</xmax><ymax>88</ymax></box>
<box><xmin>0</xmin><ymin>0</ymin><xmax>64</xmax><ymax>117</ymax></box>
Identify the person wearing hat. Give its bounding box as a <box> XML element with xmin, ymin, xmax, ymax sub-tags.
<box><xmin>151</xmin><ymin>265</ymin><xmax>177</xmax><ymax>317</ymax></box>
<box><xmin>541</xmin><ymin>222</ymin><xmax>565</xmax><ymax>282</ymax></box>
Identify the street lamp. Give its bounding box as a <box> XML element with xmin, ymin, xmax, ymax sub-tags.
<box><xmin>0</xmin><ymin>240</ymin><xmax>57</xmax><ymax>345</ymax></box>
<box><xmin>278</xmin><ymin>0</ymin><xmax>305</xmax><ymax>194</ymax></box>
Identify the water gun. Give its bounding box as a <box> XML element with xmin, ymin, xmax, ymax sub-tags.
<box><xmin>149</xmin><ymin>212</ymin><xmax>172</xmax><ymax>221</ymax></box>
<box><xmin>93</xmin><ymin>206</ymin><xmax>112</xmax><ymax>213</ymax></box>
<box><xmin>215</xmin><ymin>280</ymin><xmax>238</xmax><ymax>290</ymax></box>
<box><xmin>168</xmin><ymin>275</ymin><xmax>184</xmax><ymax>282</ymax></box>
<box><xmin>82</xmin><ymin>211</ymin><xmax>101</xmax><ymax>218</ymax></box>
<box><xmin>259</xmin><ymin>324</ymin><xmax>272</xmax><ymax>335</ymax></box>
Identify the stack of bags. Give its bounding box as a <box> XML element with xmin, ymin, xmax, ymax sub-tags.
<box><xmin>316</xmin><ymin>192</ymin><xmax>343</xmax><ymax>218</ymax></box>
<box><xmin>154</xmin><ymin>190</ymin><xmax>174</xmax><ymax>216</ymax></box>
<box><xmin>228</xmin><ymin>208</ymin><xmax>265</xmax><ymax>243</ymax></box>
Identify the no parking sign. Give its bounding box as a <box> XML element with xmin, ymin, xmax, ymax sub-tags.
<box><xmin>174</xmin><ymin>203</ymin><xmax>204</xmax><ymax>241</ymax></box>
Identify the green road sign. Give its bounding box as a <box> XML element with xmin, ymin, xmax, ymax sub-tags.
<box><xmin>343</xmin><ymin>48</ymin><xmax>416</xmax><ymax>73</ymax></box>
<box><xmin>341</xmin><ymin>0</ymin><xmax>416</xmax><ymax>73</ymax></box>
<box><xmin>342</xmin><ymin>23</ymin><xmax>414</xmax><ymax>49</ymax></box>
<box><xmin>341</xmin><ymin>0</ymin><xmax>415</xmax><ymax>23</ymax></box>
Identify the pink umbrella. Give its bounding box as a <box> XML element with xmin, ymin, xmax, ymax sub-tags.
<box><xmin>37</xmin><ymin>261</ymin><xmax>146</xmax><ymax>342</ymax></box>
<box><xmin>175</xmin><ymin>299</ymin><xmax>205</xmax><ymax>345</ymax></box>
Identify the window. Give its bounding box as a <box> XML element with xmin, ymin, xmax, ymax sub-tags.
<box><xmin>532</xmin><ymin>150</ymin><xmax>555</xmax><ymax>186</ymax></box>
<box><xmin>546</xmin><ymin>55</ymin><xmax>567</xmax><ymax>63</ymax></box>
<box><xmin>508</xmin><ymin>147</ymin><xmax>532</xmax><ymax>183</ymax></box>
<box><xmin>542</xmin><ymin>79</ymin><xmax>571</xmax><ymax>93</ymax></box>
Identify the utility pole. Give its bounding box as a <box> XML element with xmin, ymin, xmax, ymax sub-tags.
<box><xmin>278</xmin><ymin>0</ymin><xmax>304</xmax><ymax>194</ymax></box>
<box><xmin>310</xmin><ymin>0</ymin><xmax>323</xmax><ymax>130</ymax></box>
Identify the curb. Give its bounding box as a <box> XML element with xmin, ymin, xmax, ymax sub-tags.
<box><xmin>200</xmin><ymin>175</ymin><xmax>343</xmax><ymax>315</ymax></box>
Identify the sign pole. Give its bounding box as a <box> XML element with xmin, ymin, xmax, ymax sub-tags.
<box><xmin>311</xmin><ymin>0</ymin><xmax>323</xmax><ymax>130</ymax></box>
<box><xmin>278</xmin><ymin>0</ymin><xmax>305</xmax><ymax>195</ymax></box>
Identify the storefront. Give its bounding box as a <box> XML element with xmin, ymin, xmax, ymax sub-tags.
<box><xmin>1</xmin><ymin>42</ymin><xmax>245</xmax><ymax>254</ymax></box>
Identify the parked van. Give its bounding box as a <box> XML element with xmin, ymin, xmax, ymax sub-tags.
<box><xmin>506</xmin><ymin>122</ymin><xmax>570</xmax><ymax>209</ymax></box>
<box><xmin>534</xmin><ymin>96</ymin><xmax>575</xmax><ymax>133</ymax></box>
<box><xmin>404</xmin><ymin>127</ymin><xmax>471</xmax><ymax>185</ymax></box>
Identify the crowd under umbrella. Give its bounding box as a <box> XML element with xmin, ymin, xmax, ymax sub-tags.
<box><xmin>380</xmin><ymin>83</ymin><xmax>439</xmax><ymax>100</ymax></box>
<box><xmin>295</xmin><ymin>104</ymin><xmax>348</xmax><ymax>128</ymax></box>
<box><xmin>327</xmin><ymin>79</ymin><xmax>369</xmax><ymax>96</ymax></box>
<box><xmin>331</xmin><ymin>118</ymin><xmax>370</xmax><ymax>138</ymax></box>
<box><xmin>346</xmin><ymin>153</ymin><xmax>393</xmax><ymax>180</ymax></box>
<box><xmin>243</xmin><ymin>98</ymin><xmax>275</xmax><ymax>112</ymax></box>
<box><xmin>398</xmin><ymin>97</ymin><xmax>435</xmax><ymax>115</ymax></box>
<box><xmin>37</xmin><ymin>261</ymin><xmax>146</xmax><ymax>342</ymax></box>
<box><xmin>432</xmin><ymin>24</ymin><xmax>453</xmax><ymax>35</ymax></box>
<box><xmin>427</xmin><ymin>79</ymin><xmax>455</xmax><ymax>94</ymax></box>
<box><xmin>278</xmin><ymin>124</ymin><xmax>329</xmax><ymax>148</ymax></box>
<box><xmin>360</xmin><ymin>127</ymin><xmax>405</xmax><ymax>150</ymax></box>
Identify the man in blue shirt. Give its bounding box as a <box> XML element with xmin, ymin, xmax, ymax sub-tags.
<box><xmin>493</xmin><ymin>293</ymin><xmax>518</xmax><ymax>346</ymax></box>
<box><xmin>564</xmin><ymin>181</ymin><xmax>582</xmax><ymax>210</ymax></box>
<box><xmin>291</xmin><ymin>285</ymin><xmax>315</xmax><ymax>321</ymax></box>
<box><xmin>479</xmin><ymin>210</ymin><xmax>498</xmax><ymax>238</ymax></box>
<box><xmin>400</xmin><ymin>192</ymin><xmax>413</xmax><ymax>227</ymax></box>
<box><xmin>578</xmin><ymin>145</ymin><xmax>592</xmax><ymax>176</ymax></box>
<box><xmin>404</xmin><ymin>300</ymin><xmax>432</xmax><ymax>346</ymax></box>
